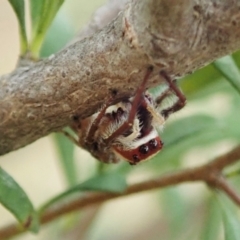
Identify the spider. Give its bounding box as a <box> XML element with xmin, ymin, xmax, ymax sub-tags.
<box><xmin>64</xmin><ymin>66</ymin><xmax>186</xmax><ymax>165</ymax></box>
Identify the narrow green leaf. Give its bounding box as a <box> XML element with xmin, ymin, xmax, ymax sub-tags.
<box><xmin>161</xmin><ymin>188</ymin><xmax>188</xmax><ymax>240</ymax></box>
<box><xmin>214</xmin><ymin>55</ymin><xmax>240</xmax><ymax>95</ymax></box>
<box><xmin>0</xmin><ymin>167</ymin><xmax>39</xmax><ymax>232</ymax></box>
<box><xmin>40</xmin><ymin>14</ymin><xmax>74</xmax><ymax>57</ymax></box>
<box><xmin>30</xmin><ymin>0</ymin><xmax>65</xmax><ymax>57</ymax></box>
<box><xmin>54</xmin><ymin>132</ymin><xmax>77</xmax><ymax>186</ymax></box>
<box><xmin>222</xmin><ymin>210</ymin><xmax>240</xmax><ymax>240</ymax></box>
<box><xmin>200</xmin><ymin>197</ymin><xmax>221</xmax><ymax>240</ymax></box>
<box><xmin>217</xmin><ymin>193</ymin><xmax>240</xmax><ymax>240</ymax></box>
<box><xmin>226</xmin><ymin>168</ymin><xmax>240</xmax><ymax>178</ymax></box>
<box><xmin>149</xmin><ymin>114</ymin><xmax>222</xmax><ymax>168</ymax></box>
<box><xmin>78</xmin><ymin>173</ymin><xmax>127</xmax><ymax>193</ymax></box>
<box><xmin>39</xmin><ymin>173</ymin><xmax>127</xmax><ymax>214</ymax></box>
<box><xmin>162</xmin><ymin>115</ymin><xmax>217</xmax><ymax>146</ymax></box>
<box><xmin>8</xmin><ymin>0</ymin><xmax>28</xmax><ymax>54</ymax></box>
<box><xmin>30</xmin><ymin>0</ymin><xmax>44</xmax><ymax>32</ymax></box>
<box><xmin>180</xmin><ymin>64</ymin><xmax>221</xmax><ymax>99</ymax></box>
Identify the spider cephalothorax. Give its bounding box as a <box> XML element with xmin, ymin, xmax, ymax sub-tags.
<box><xmin>69</xmin><ymin>67</ymin><xmax>186</xmax><ymax>165</ymax></box>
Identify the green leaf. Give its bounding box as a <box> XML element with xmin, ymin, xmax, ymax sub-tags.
<box><xmin>200</xmin><ymin>197</ymin><xmax>221</xmax><ymax>240</ymax></box>
<box><xmin>161</xmin><ymin>188</ymin><xmax>188</xmax><ymax>240</ymax></box>
<box><xmin>181</xmin><ymin>64</ymin><xmax>221</xmax><ymax>98</ymax></box>
<box><xmin>222</xmin><ymin>209</ymin><xmax>240</xmax><ymax>240</ymax></box>
<box><xmin>217</xmin><ymin>192</ymin><xmax>240</xmax><ymax>240</ymax></box>
<box><xmin>30</xmin><ymin>0</ymin><xmax>44</xmax><ymax>32</ymax></box>
<box><xmin>0</xmin><ymin>167</ymin><xmax>39</xmax><ymax>232</ymax></box>
<box><xmin>78</xmin><ymin>173</ymin><xmax>127</xmax><ymax>193</ymax></box>
<box><xmin>39</xmin><ymin>173</ymin><xmax>127</xmax><ymax>214</ymax></box>
<box><xmin>54</xmin><ymin>132</ymin><xmax>77</xmax><ymax>187</ymax></box>
<box><xmin>40</xmin><ymin>13</ymin><xmax>74</xmax><ymax>57</ymax></box>
<box><xmin>8</xmin><ymin>0</ymin><xmax>28</xmax><ymax>54</ymax></box>
<box><xmin>214</xmin><ymin>55</ymin><xmax>240</xmax><ymax>95</ymax></box>
<box><xmin>30</xmin><ymin>0</ymin><xmax>65</xmax><ymax>57</ymax></box>
<box><xmin>163</xmin><ymin>115</ymin><xmax>217</xmax><ymax>146</ymax></box>
<box><xmin>148</xmin><ymin>114</ymin><xmax>222</xmax><ymax>168</ymax></box>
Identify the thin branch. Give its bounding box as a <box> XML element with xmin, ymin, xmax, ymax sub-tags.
<box><xmin>213</xmin><ymin>175</ymin><xmax>240</xmax><ymax>206</ymax></box>
<box><xmin>206</xmin><ymin>145</ymin><xmax>240</xmax><ymax>171</ymax></box>
<box><xmin>63</xmin><ymin>204</ymin><xmax>102</xmax><ymax>240</ymax></box>
<box><xmin>1</xmin><ymin>0</ymin><xmax>240</xmax><ymax>155</ymax></box>
<box><xmin>0</xmin><ymin>144</ymin><xmax>240</xmax><ymax>239</ymax></box>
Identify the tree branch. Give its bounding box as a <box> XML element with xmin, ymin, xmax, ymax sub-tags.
<box><xmin>213</xmin><ymin>176</ymin><xmax>240</xmax><ymax>206</ymax></box>
<box><xmin>0</xmin><ymin>144</ymin><xmax>240</xmax><ymax>239</ymax></box>
<box><xmin>1</xmin><ymin>0</ymin><xmax>240</xmax><ymax>154</ymax></box>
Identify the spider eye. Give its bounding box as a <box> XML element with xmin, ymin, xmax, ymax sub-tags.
<box><xmin>139</xmin><ymin>144</ymin><xmax>149</xmax><ymax>154</ymax></box>
<box><xmin>149</xmin><ymin>139</ymin><xmax>158</xmax><ymax>149</ymax></box>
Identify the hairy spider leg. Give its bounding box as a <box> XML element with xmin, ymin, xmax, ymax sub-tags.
<box><xmin>145</xmin><ymin>79</ymin><xmax>180</xmax><ymax>126</ymax></box>
<box><xmin>103</xmin><ymin>66</ymin><xmax>154</xmax><ymax>145</ymax></box>
<box><xmin>155</xmin><ymin>87</ymin><xmax>174</xmax><ymax>106</ymax></box>
<box><xmin>63</xmin><ymin>98</ymin><xmax>115</xmax><ymax>148</ymax></box>
<box><xmin>160</xmin><ymin>71</ymin><xmax>186</xmax><ymax>119</ymax></box>
<box><xmin>85</xmin><ymin>97</ymin><xmax>114</xmax><ymax>144</ymax></box>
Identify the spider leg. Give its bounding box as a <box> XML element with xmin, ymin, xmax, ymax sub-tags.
<box><xmin>85</xmin><ymin>98</ymin><xmax>114</xmax><ymax>144</ymax></box>
<box><xmin>60</xmin><ymin>129</ymin><xmax>80</xmax><ymax>146</ymax></box>
<box><xmin>155</xmin><ymin>87</ymin><xmax>173</xmax><ymax>106</ymax></box>
<box><xmin>103</xmin><ymin>66</ymin><xmax>154</xmax><ymax>145</ymax></box>
<box><xmin>159</xmin><ymin>71</ymin><xmax>186</xmax><ymax>119</ymax></box>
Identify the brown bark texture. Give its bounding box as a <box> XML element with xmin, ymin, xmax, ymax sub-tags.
<box><xmin>1</xmin><ymin>0</ymin><xmax>240</xmax><ymax>155</ymax></box>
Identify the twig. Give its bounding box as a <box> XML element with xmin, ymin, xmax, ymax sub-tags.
<box><xmin>0</xmin><ymin>144</ymin><xmax>240</xmax><ymax>239</ymax></box>
<box><xmin>213</xmin><ymin>175</ymin><xmax>240</xmax><ymax>206</ymax></box>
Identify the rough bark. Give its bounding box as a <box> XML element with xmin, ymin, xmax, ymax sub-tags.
<box><xmin>1</xmin><ymin>0</ymin><xmax>240</xmax><ymax>155</ymax></box>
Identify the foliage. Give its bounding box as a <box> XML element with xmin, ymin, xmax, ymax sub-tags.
<box><xmin>1</xmin><ymin>1</ymin><xmax>240</xmax><ymax>239</ymax></box>
<box><xmin>8</xmin><ymin>0</ymin><xmax>64</xmax><ymax>58</ymax></box>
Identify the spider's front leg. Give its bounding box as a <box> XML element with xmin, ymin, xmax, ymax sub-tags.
<box><xmin>103</xmin><ymin>66</ymin><xmax>154</xmax><ymax>145</ymax></box>
<box><xmin>159</xmin><ymin>71</ymin><xmax>186</xmax><ymax>119</ymax></box>
<box><xmin>70</xmin><ymin>102</ymin><xmax>120</xmax><ymax>163</ymax></box>
<box><xmin>85</xmin><ymin>98</ymin><xmax>114</xmax><ymax>145</ymax></box>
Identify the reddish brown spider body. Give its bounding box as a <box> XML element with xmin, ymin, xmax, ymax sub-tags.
<box><xmin>70</xmin><ymin>67</ymin><xmax>186</xmax><ymax>165</ymax></box>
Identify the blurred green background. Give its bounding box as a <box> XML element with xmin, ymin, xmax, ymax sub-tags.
<box><xmin>1</xmin><ymin>1</ymin><xmax>240</xmax><ymax>240</ymax></box>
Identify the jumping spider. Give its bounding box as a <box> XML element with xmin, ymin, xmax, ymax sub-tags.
<box><xmin>64</xmin><ymin>66</ymin><xmax>186</xmax><ymax>165</ymax></box>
